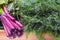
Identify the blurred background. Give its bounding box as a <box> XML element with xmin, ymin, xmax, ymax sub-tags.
<box><xmin>0</xmin><ymin>0</ymin><xmax>60</xmax><ymax>40</ymax></box>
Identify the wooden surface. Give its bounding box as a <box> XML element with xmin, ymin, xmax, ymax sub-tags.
<box><xmin>0</xmin><ymin>30</ymin><xmax>37</xmax><ymax>40</ymax></box>
<box><xmin>0</xmin><ymin>30</ymin><xmax>53</xmax><ymax>40</ymax></box>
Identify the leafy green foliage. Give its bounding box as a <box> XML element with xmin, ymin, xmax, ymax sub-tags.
<box><xmin>0</xmin><ymin>0</ymin><xmax>6</xmax><ymax>5</ymax></box>
<box><xmin>6</xmin><ymin>0</ymin><xmax>60</xmax><ymax>36</ymax></box>
<box><xmin>0</xmin><ymin>0</ymin><xmax>13</xmax><ymax>5</ymax></box>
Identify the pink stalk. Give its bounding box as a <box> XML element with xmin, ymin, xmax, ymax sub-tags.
<box><xmin>3</xmin><ymin>6</ymin><xmax>9</xmax><ymax>14</ymax></box>
<box><xmin>15</xmin><ymin>21</ymin><xmax>23</xmax><ymax>27</ymax></box>
<box><xmin>2</xmin><ymin>16</ymin><xmax>14</xmax><ymax>29</ymax></box>
<box><xmin>3</xmin><ymin>6</ymin><xmax>23</xmax><ymax>27</ymax></box>
<box><xmin>3</xmin><ymin>21</ymin><xmax>11</xmax><ymax>37</ymax></box>
<box><xmin>7</xmin><ymin>16</ymin><xmax>21</xmax><ymax>30</ymax></box>
<box><xmin>6</xmin><ymin>17</ymin><xmax>23</xmax><ymax>37</ymax></box>
<box><xmin>6</xmin><ymin>13</ymin><xmax>15</xmax><ymax>20</ymax></box>
<box><xmin>1</xmin><ymin>19</ymin><xmax>9</xmax><ymax>36</ymax></box>
<box><xmin>0</xmin><ymin>5</ymin><xmax>23</xmax><ymax>38</ymax></box>
<box><xmin>3</xmin><ymin>6</ymin><xmax>15</xmax><ymax>20</ymax></box>
<box><xmin>2</xmin><ymin>17</ymin><xmax>17</xmax><ymax>38</ymax></box>
<box><xmin>6</xmin><ymin>14</ymin><xmax>23</xmax><ymax>27</ymax></box>
<box><xmin>1</xmin><ymin>16</ymin><xmax>11</xmax><ymax>37</ymax></box>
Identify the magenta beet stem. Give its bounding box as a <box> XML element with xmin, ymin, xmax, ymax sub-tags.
<box><xmin>3</xmin><ymin>6</ymin><xmax>23</xmax><ymax>27</ymax></box>
<box><xmin>6</xmin><ymin>16</ymin><xmax>21</xmax><ymax>30</ymax></box>
<box><xmin>1</xmin><ymin>16</ymin><xmax>17</xmax><ymax>38</ymax></box>
<box><xmin>1</xmin><ymin>16</ymin><xmax>11</xmax><ymax>37</ymax></box>
<box><xmin>2</xmin><ymin>16</ymin><xmax>14</xmax><ymax>29</ymax></box>
<box><xmin>3</xmin><ymin>6</ymin><xmax>15</xmax><ymax>20</ymax></box>
<box><xmin>0</xmin><ymin>5</ymin><xmax>23</xmax><ymax>38</ymax></box>
<box><xmin>15</xmin><ymin>20</ymin><xmax>23</xmax><ymax>28</ymax></box>
<box><xmin>3</xmin><ymin>6</ymin><xmax>9</xmax><ymax>14</ymax></box>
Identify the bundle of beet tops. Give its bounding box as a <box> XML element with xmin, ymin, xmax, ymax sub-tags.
<box><xmin>0</xmin><ymin>5</ymin><xmax>23</xmax><ymax>38</ymax></box>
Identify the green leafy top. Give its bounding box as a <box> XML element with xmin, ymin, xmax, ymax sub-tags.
<box><xmin>0</xmin><ymin>7</ymin><xmax>3</xmax><ymax>14</ymax></box>
<box><xmin>0</xmin><ymin>0</ymin><xmax>12</xmax><ymax>5</ymax></box>
<box><xmin>0</xmin><ymin>0</ymin><xmax>8</xmax><ymax>5</ymax></box>
<box><xmin>0</xmin><ymin>0</ymin><xmax>13</xmax><ymax>15</ymax></box>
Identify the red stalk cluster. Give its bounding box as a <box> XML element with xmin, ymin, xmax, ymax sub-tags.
<box><xmin>0</xmin><ymin>6</ymin><xmax>23</xmax><ymax>38</ymax></box>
